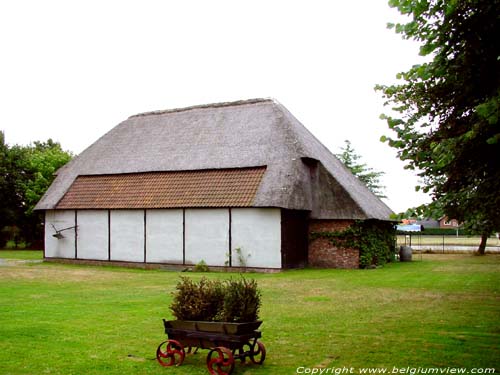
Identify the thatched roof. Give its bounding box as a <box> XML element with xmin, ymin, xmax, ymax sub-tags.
<box><xmin>36</xmin><ymin>98</ymin><xmax>393</xmax><ymax>220</ymax></box>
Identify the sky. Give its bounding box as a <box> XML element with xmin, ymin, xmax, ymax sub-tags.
<box><xmin>0</xmin><ymin>0</ymin><xmax>432</xmax><ymax>213</ymax></box>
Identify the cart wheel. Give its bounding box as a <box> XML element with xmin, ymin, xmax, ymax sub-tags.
<box><xmin>156</xmin><ymin>339</ymin><xmax>185</xmax><ymax>367</ymax></box>
<box><xmin>207</xmin><ymin>347</ymin><xmax>235</xmax><ymax>375</ymax></box>
<box><xmin>249</xmin><ymin>341</ymin><xmax>266</xmax><ymax>365</ymax></box>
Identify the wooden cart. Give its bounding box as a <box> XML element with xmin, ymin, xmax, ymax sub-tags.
<box><xmin>156</xmin><ymin>319</ymin><xmax>266</xmax><ymax>375</ymax></box>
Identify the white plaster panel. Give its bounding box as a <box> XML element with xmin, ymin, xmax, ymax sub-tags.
<box><xmin>44</xmin><ymin>210</ymin><xmax>76</xmax><ymax>259</ymax></box>
<box><xmin>146</xmin><ymin>209</ymin><xmax>183</xmax><ymax>264</ymax></box>
<box><xmin>110</xmin><ymin>210</ymin><xmax>144</xmax><ymax>262</ymax></box>
<box><xmin>185</xmin><ymin>209</ymin><xmax>229</xmax><ymax>266</ymax></box>
<box><xmin>231</xmin><ymin>208</ymin><xmax>281</xmax><ymax>268</ymax></box>
<box><xmin>76</xmin><ymin>210</ymin><xmax>108</xmax><ymax>260</ymax></box>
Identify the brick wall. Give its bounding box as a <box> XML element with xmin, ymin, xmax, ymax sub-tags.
<box><xmin>309</xmin><ymin>219</ymin><xmax>354</xmax><ymax>233</ymax></box>
<box><xmin>308</xmin><ymin>219</ymin><xmax>360</xmax><ymax>269</ymax></box>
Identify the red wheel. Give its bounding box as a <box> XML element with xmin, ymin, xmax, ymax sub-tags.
<box><xmin>156</xmin><ymin>339</ymin><xmax>185</xmax><ymax>367</ymax></box>
<box><xmin>206</xmin><ymin>347</ymin><xmax>235</xmax><ymax>375</ymax></box>
<box><xmin>249</xmin><ymin>341</ymin><xmax>266</xmax><ymax>364</ymax></box>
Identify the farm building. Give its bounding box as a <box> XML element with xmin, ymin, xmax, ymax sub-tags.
<box><xmin>35</xmin><ymin>98</ymin><xmax>393</xmax><ymax>269</ymax></box>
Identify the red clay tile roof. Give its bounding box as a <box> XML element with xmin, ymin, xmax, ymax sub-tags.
<box><xmin>55</xmin><ymin>167</ymin><xmax>266</xmax><ymax>209</ymax></box>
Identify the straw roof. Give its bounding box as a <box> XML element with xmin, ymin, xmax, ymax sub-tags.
<box><xmin>35</xmin><ymin>98</ymin><xmax>393</xmax><ymax>220</ymax></box>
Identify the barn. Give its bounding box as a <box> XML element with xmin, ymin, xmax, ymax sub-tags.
<box><xmin>35</xmin><ymin>98</ymin><xmax>393</xmax><ymax>269</ymax></box>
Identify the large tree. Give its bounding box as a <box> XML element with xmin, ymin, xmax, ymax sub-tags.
<box><xmin>376</xmin><ymin>0</ymin><xmax>500</xmax><ymax>253</ymax></box>
<box><xmin>0</xmin><ymin>132</ymin><xmax>17</xmax><ymax>232</ymax></box>
<box><xmin>0</xmin><ymin>135</ymin><xmax>72</xmax><ymax>247</ymax></box>
<box><xmin>335</xmin><ymin>140</ymin><xmax>387</xmax><ymax>198</ymax></box>
<box><xmin>18</xmin><ymin>140</ymin><xmax>73</xmax><ymax>245</ymax></box>
<box><xmin>0</xmin><ymin>132</ymin><xmax>27</xmax><ymax>244</ymax></box>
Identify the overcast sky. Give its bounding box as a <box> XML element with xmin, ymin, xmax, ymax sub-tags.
<box><xmin>0</xmin><ymin>0</ymin><xmax>432</xmax><ymax>213</ymax></box>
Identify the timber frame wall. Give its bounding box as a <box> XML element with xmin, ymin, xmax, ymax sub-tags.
<box><xmin>44</xmin><ymin>208</ymin><xmax>308</xmax><ymax>269</ymax></box>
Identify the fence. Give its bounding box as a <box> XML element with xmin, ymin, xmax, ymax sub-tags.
<box><xmin>396</xmin><ymin>234</ymin><xmax>500</xmax><ymax>253</ymax></box>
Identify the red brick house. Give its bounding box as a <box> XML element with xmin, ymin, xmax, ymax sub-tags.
<box><xmin>439</xmin><ymin>216</ymin><xmax>460</xmax><ymax>229</ymax></box>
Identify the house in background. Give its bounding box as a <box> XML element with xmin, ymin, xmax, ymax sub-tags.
<box><xmin>439</xmin><ymin>216</ymin><xmax>460</xmax><ymax>229</ymax></box>
<box><xmin>416</xmin><ymin>218</ymin><xmax>440</xmax><ymax>230</ymax></box>
<box><xmin>412</xmin><ymin>217</ymin><xmax>461</xmax><ymax>231</ymax></box>
<box><xmin>401</xmin><ymin>219</ymin><xmax>417</xmax><ymax>225</ymax></box>
<box><xmin>35</xmin><ymin>99</ymin><xmax>393</xmax><ymax>269</ymax></box>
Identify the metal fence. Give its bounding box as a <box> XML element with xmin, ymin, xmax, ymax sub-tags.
<box><xmin>396</xmin><ymin>234</ymin><xmax>500</xmax><ymax>253</ymax></box>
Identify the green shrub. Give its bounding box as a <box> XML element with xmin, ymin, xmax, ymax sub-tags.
<box><xmin>224</xmin><ymin>247</ymin><xmax>251</xmax><ymax>267</ymax></box>
<box><xmin>420</xmin><ymin>228</ymin><xmax>465</xmax><ymax>235</ymax></box>
<box><xmin>193</xmin><ymin>259</ymin><xmax>209</xmax><ymax>272</ymax></box>
<box><xmin>221</xmin><ymin>277</ymin><xmax>261</xmax><ymax>322</ymax></box>
<box><xmin>170</xmin><ymin>277</ymin><xmax>224</xmax><ymax>321</ymax></box>
<box><xmin>169</xmin><ymin>276</ymin><xmax>261</xmax><ymax>322</ymax></box>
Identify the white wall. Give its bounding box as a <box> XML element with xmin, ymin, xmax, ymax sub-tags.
<box><xmin>231</xmin><ymin>208</ymin><xmax>281</xmax><ymax>268</ymax></box>
<box><xmin>110</xmin><ymin>210</ymin><xmax>144</xmax><ymax>262</ymax></box>
<box><xmin>45</xmin><ymin>207</ymin><xmax>283</xmax><ymax>268</ymax></box>
<box><xmin>77</xmin><ymin>210</ymin><xmax>108</xmax><ymax>260</ymax></box>
<box><xmin>146</xmin><ymin>209</ymin><xmax>183</xmax><ymax>263</ymax></box>
<box><xmin>45</xmin><ymin>210</ymin><xmax>76</xmax><ymax>259</ymax></box>
<box><xmin>185</xmin><ymin>209</ymin><xmax>229</xmax><ymax>266</ymax></box>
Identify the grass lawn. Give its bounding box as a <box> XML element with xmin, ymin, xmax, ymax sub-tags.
<box><xmin>0</xmin><ymin>250</ymin><xmax>44</xmax><ymax>260</ymax></box>
<box><xmin>0</xmin><ymin>253</ymin><xmax>498</xmax><ymax>374</ymax></box>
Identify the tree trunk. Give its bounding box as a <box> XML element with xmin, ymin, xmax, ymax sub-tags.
<box><xmin>477</xmin><ymin>233</ymin><xmax>488</xmax><ymax>255</ymax></box>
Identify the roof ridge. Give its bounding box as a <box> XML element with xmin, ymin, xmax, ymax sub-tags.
<box><xmin>129</xmin><ymin>98</ymin><xmax>276</xmax><ymax>118</ymax></box>
<box><xmin>75</xmin><ymin>165</ymin><xmax>267</xmax><ymax>178</ymax></box>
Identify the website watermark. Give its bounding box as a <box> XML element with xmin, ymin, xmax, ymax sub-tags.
<box><xmin>295</xmin><ymin>367</ymin><xmax>496</xmax><ymax>375</ymax></box>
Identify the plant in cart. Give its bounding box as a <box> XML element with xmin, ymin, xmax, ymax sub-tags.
<box><xmin>156</xmin><ymin>276</ymin><xmax>266</xmax><ymax>375</ymax></box>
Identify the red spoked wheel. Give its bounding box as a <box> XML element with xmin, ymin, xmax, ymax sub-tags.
<box><xmin>156</xmin><ymin>339</ymin><xmax>185</xmax><ymax>367</ymax></box>
<box><xmin>249</xmin><ymin>341</ymin><xmax>266</xmax><ymax>365</ymax></box>
<box><xmin>207</xmin><ymin>347</ymin><xmax>235</xmax><ymax>375</ymax></box>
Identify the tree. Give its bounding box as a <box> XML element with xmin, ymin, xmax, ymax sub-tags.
<box><xmin>376</xmin><ymin>0</ymin><xmax>500</xmax><ymax>254</ymax></box>
<box><xmin>336</xmin><ymin>140</ymin><xmax>387</xmax><ymax>198</ymax></box>
<box><xmin>0</xmin><ymin>134</ymin><xmax>72</xmax><ymax>247</ymax></box>
<box><xmin>0</xmin><ymin>132</ymin><xmax>26</xmax><ymax>245</ymax></box>
<box><xmin>22</xmin><ymin>140</ymin><xmax>73</xmax><ymax>215</ymax></box>
<box><xmin>19</xmin><ymin>140</ymin><xmax>73</xmax><ymax>245</ymax></box>
<box><xmin>0</xmin><ymin>131</ymin><xmax>11</xmax><ymax>230</ymax></box>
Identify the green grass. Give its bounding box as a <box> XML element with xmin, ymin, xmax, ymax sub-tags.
<box><xmin>0</xmin><ymin>250</ymin><xmax>43</xmax><ymax>260</ymax></box>
<box><xmin>0</xmin><ymin>254</ymin><xmax>499</xmax><ymax>374</ymax></box>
